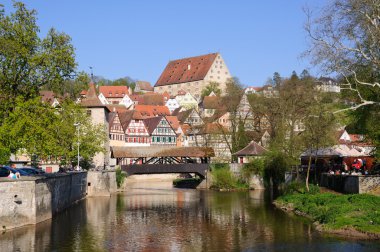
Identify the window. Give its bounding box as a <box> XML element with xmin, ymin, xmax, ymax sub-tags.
<box><xmin>87</xmin><ymin>110</ymin><xmax>92</xmax><ymax>116</ymax></box>
<box><xmin>157</xmin><ymin>137</ymin><xmax>160</xmax><ymax>142</ymax></box>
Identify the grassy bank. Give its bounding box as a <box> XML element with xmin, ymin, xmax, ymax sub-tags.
<box><xmin>275</xmin><ymin>190</ymin><xmax>380</xmax><ymax>238</ymax></box>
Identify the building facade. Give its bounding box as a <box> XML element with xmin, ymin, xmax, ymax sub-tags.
<box><xmin>154</xmin><ymin>53</ymin><xmax>232</xmax><ymax>99</ymax></box>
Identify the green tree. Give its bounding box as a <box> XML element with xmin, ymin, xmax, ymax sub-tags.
<box><xmin>201</xmin><ymin>81</ymin><xmax>222</xmax><ymax>98</ymax></box>
<box><xmin>0</xmin><ymin>2</ymin><xmax>76</xmax><ymax>118</ymax></box>
<box><xmin>302</xmin><ymin>108</ymin><xmax>336</xmax><ymax>191</ymax></box>
<box><xmin>0</xmin><ymin>97</ymin><xmax>106</xmax><ymax>166</ymax></box>
<box><xmin>273</xmin><ymin>72</ymin><xmax>282</xmax><ymax>88</ymax></box>
<box><xmin>236</xmin><ymin>119</ymin><xmax>249</xmax><ymax>151</ymax></box>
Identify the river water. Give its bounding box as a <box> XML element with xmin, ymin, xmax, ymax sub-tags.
<box><xmin>1</xmin><ymin>180</ymin><xmax>379</xmax><ymax>252</ymax></box>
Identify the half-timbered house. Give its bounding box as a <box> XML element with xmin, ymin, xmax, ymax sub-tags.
<box><xmin>144</xmin><ymin>116</ymin><xmax>177</xmax><ymax>146</ymax></box>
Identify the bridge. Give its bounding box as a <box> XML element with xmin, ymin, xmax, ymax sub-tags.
<box><xmin>112</xmin><ymin>146</ymin><xmax>214</xmax><ymax>179</ymax></box>
<box><xmin>121</xmin><ymin>163</ymin><xmax>209</xmax><ymax>178</ymax></box>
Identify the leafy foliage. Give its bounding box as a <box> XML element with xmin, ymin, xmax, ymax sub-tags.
<box><xmin>210</xmin><ymin>165</ymin><xmax>248</xmax><ymax>190</ymax></box>
<box><xmin>201</xmin><ymin>81</ymin><xmax>221</xmax><ymax>98</ymax></box>
<box><xmin>0</xmin><ymin>2</ymin><xmax>76</xmax><ymax>118</ymax></box>
<box><xmin>263</xmin><ymin>151</ymin><xmax>288</xmax><ymax>188</ymax></box>
<box><xmin>241</xmin><ymin>158</ymin><xmax>265</xmax><ymax>179</ymax></box>
<box><xmin>0</xmin><ymin>97</ymin><xmax>107</xmax><ymax>166</ymax></box>
<box><xmin>116</xmin><ymin>167</ymin><xmax>126</xmax><ymax>188</ymax></box>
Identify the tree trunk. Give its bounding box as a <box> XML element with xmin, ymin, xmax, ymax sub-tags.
<box><xmin>306</xmin><ymin>154</ymin><xmax>312</xmax><ymax>192</ymax></box>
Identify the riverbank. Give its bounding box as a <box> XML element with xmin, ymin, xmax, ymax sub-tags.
<box><xmin>0</xmin><ymin>170</ymin><xmax>116</xmax><ymax>232</ymax></box>
<box><xmin>274</xmin><ymin>192</ymin><xmax>380</xmax><ymax>240</ymax></box>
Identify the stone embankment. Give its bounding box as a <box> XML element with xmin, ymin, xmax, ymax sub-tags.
<box><xmin>0</xmin><ymin>170</ymin><xmax>116</xmax><ymax>231</ymax></box>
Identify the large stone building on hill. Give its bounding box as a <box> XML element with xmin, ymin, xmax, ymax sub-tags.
<box><xmin>154</xmin><ymin>53</ymin><xmax>232</xmax><ymax>99</ymax></box>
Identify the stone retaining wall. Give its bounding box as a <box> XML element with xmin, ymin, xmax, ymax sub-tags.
<box><xmin>320</xmin><ymin>174</ymin><xmax>380</xmax><ymax>195</ymax></box>
<box><xmin>0</xmin><ymin>172</ymin><xmax>87</xmax><ymax>231</ymax></box>
<box><xmin>87</xmin><ymin>171</ymin><xmax>116</xmax><ymax>197</ymax></box>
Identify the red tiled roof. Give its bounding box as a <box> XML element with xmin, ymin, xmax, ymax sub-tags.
<box><xmin>135</xmin><ymin>81</ymin><xmax>154</xmax><ymax>91</ymax></box>
<box><xmin>143</xmin><ymin>116</ymin><xmax>163</xmax><ymax>134</ymax></box>
<box><xmin>99</xmin><ymin>86</ymin><xmax>129</xmax><ymax>98</ymax></box>
<box><xmin>81</xmin><ymin>82</ymin><xmax>109</xmax><ymax>109</ymax></box>
<box><xmin>202</xmin><ymin>96</ymin><xmax>224</xmax><ymax>109</ymax></box>
<box><xmin>162</xmin><ymin>91</ymin><xmax>170</xmax><ymax>100</ymax></box>
<box><xmin>130</xmin><ymin>94</ymin><xmax>165</xmax><ymax>106</ymax></box>
<box><xmin>166</xmin><ymin>116</ymin><xmax>180</xmax><ymax>131</ymax></box>
<box><xmin>135</xmin><ymin>105</ymin><xmax>171</xmax><ymax>117</ymax></box>
<box><xmin>233</xmin><ymin>140</ymin><xmax>267</xmax><ymax>156</ymax></box>
<box><xmin>155</xmin><ymin>53</ymin><xmax>217</xmax><ymax>87</ymax></box>
<box><xmin>40</xmin><ymin>90</ymin><xmax>56</xmax><ymax>104</ymax></box>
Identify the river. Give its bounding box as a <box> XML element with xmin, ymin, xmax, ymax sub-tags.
<box><xmin>1</xmin><ymin>180</ymin><xmax>379</xmax><ymax>251</ymax></box>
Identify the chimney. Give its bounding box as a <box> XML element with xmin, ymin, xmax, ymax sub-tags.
<box><xmin>187</xmin><ymin>64</ymin><xmax>191</xmax><ymax>70</ymax></box>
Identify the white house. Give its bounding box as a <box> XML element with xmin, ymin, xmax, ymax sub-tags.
<box><xmin>165</xmin><ymin>98</ymin><xmax>180</xmax><ymax>113</ymax></box>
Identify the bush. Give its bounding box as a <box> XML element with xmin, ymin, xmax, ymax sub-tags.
<box><xmin>242</xmin><ymin>158</ymin><xmax>265</xmax><ymax>179</ymax></box>
<box><xmin>211</xmin><ymin>167</ymin><xmax>248</xmax><ymax>190</ymax></box>
<box><xmin>116</xmin><ymin>167</ymin><xmax>126</xmax><ymax>188</ymax></box>
<box><xmin>264</xmin><ymin>151</ymin><xmax>288</xmax><ymax>188</ymax></box>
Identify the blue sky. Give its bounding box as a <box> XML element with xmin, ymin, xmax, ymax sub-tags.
<box><xmin>3</xmin><ymin>0</ymin><xmax>327</xmax><ymax>87</ymax></box>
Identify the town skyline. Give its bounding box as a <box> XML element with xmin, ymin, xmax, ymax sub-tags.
<box><xmin>2</xmin><ymin>0</ymin><xmax>328</xmax><ymax>87</ymax></box>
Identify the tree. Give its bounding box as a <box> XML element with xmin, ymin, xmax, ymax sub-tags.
<box><xmin>0</xmin><ymin>98</ymin><xmax>106</xmax><ymax>167</ymax></box>
<box><xmin>305</xmin><ymin>0</ymin><xmax>380</xmax><ymax>111</ymax></box>
<box><xmin>201</xmin><ymin>81</ymin><xmax>222</xmax><ymax>98</ymax></box>
<box><xmin>0</xmin><ymin>2</ymin><xmax>76</xmax><ymax>118</ymax></box>
<box><xmin>273</xmin><ymin>72</ymin><xmax>282</xmax><ymax>88</ymax></box>
<box><xmin>302</xmin><ymin>106</ymin><xmax>336</xmax><ymax>191</ymax></box>
<box><xmin>300</xmin><ymin>69</ymin><xmax>311</xmax><ymax>80</ymax></box>
<box><xmin>43</xmin><ymin>71</ymin><xmax>90</xmax><ymax>99</ymax></box>
<box><xmin>305</xmin><ymin>0</ymin><xmax>380</xmax><ymax>158</ymax></box>
<box><xmin>220</xmin><ymin>77</ymin><xmax>244</xmax><ymax>158</ymax></box>
<box><xmin>249</xmin><ymin>74</ymin><xmax>316</xmax><ymax>162</ymax></box>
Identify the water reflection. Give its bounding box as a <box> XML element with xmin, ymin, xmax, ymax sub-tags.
<box><xmin>0</xmin><ymin>181</ymin><xmax>379</xmax><ymax>251</ymax></box>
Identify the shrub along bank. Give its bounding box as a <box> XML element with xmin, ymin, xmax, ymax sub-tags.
<box><xmin>275</xmin><ymin>184</ymin><xmax>380</xmax><ymax>238</ymax></box>
<box><xmin>210</xmin><ymin>164</ymin><xmax>249</xmax><ymax>190</ymax></box>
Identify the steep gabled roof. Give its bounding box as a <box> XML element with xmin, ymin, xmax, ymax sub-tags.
<box><xmin>176</xmin><ymin>109</ymin><xmax>193</xmax><ymax>123</ymax></box>
<box><xmin>135</xmin><ymin>81</ymin><xmax>154</xmax><ymax>91</ymax></box>
<box><xmin>166</xmin><ymin>116</ymin><xmax>180</xmax><ymax>131</ymax></box>
<box><xmin>143</xmin><ymin>116</ymin><xmax>164</xmax><ymax>134</ymax></box>
<box><xmin>155</xmin><ymin>53</ymin><xmax>217</xmax><ymax>87</ymax></box>
<box><xmin>233</xmin><ymin>140</ymin><xmax>267</xmax><ymax>156</ymax></box>
<box><xmin>201</xmin><ymin>95</ymin><xmax>224</xmax><ymax>109</ymax></box>
<box><xmin>81</xmin><ymin>82</ymin><xmax>109</xmax><ymax>110</ymax></box>
<box><xmin>118</xmin><ymin>110</ymin><xmax>134</xmax><ymax>130</ymax></box>
<box><xmin>99</xmin><ymin>86</ymin><xmax>129</xmax><ymax>98</ymax></box>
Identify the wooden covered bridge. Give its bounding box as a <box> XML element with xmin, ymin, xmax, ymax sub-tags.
<box><xmin>111</xmin><ymin>146</ymin><xmax>215</xmax><ymax>178</ymax></box>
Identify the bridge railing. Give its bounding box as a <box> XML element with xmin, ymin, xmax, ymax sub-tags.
<box><xmin>121</xmin><ymin>163</ymin><xmax>210</xmax><ymax>178</ymax></box>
